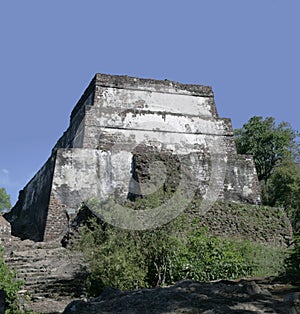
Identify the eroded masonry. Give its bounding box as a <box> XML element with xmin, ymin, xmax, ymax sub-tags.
<box><xmin>4</xmin><ymin>74</ymin><xmax>261</xmax><ymax>241</ymax></box>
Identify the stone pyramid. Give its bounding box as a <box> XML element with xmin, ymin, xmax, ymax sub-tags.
<box><xmin>4</xmin><ymin>74</ymin><xmax>260</xmax><ymax>241</ymax></box>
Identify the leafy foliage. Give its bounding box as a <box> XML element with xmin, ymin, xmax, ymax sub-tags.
<box><xmin>234</xmin><ymin>116</ymin><xmax>300</xmax><ymax>229</ymax></box>
<box><xmin>0</xmin><ymin>188</ymin><xmax>11</xmax><ymax>213</ymax></box>
<box><xmin>234</xmin><ymin>116</ymin><xmax>299</xmax><ymax>183</ymax></box>
<box><xmin>237</xmin><ymin>240</ymin><xmax>287</xmax><ymax>278</ymax></box>
<box><xmin>234</xmin><ymin>116</ymin><xmax>300</xmax><ymax>282</ymax></box>
<box><xmin>75</xmin><ymin>213</ymin><xmax>186</xmax><ymax>294</ymax></box>
<box><xmin>267</xmin><ymin>158</ymin><xmax>300</xmax><ymax>229</ymax></box>
<box><xmin>74</xmin><ymin>201</ymin><xmax>287</xmax><ymax>295</ymax></box>
<box><xmin>168</xmin><ymin>228</ymin><xmax>253</xmax><ymax>282</ymax></box>
<box><xmin>0</xmin><ymin>247</ymin><xmax>23</xmax><ymax>313</ymax></box>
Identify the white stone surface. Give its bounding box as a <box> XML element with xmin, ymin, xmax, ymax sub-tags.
<box><xmin>98</xmin><ymin>88</ymin><xmax>214</xmax><ymax>117</ymax></box>
<box><xmin>88</xmin><ymin>108</ymin><xmax>230</xmax><ymax>135</ymax></box>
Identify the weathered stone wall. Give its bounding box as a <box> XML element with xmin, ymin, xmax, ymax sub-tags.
<box><xmin>4</xmin><ymin>74</ymin><xmax>262</xmax><ymax>242</ymax></box>
<box><xmin>195</xmin><ymin>201</ymin><xmax>293</xmax><ymax>247</ymax></box>
<box><xmin>4</xmin><ymin>155</ymin><xmax>56</xmax><ymax>241</ymax></box>
<box><xmin>0</xmin><ymin>215</ymin><xmax>11</xmax><ymax>245</ymax></box>
<box><xmin>223</xmin><ymin>155</ymin><xmax>261</xmax><ymax>203</ymax></box>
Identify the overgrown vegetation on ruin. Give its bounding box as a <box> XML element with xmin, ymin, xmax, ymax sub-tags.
<box><xmin>1</xmin><ymin>116</ymin><xmax>299</xmax><ymax>305</ymax></box>
<box><xmin>73</xmin><ymin>199</ymin><xmax>289</xmax><ymax>296</ymax></box>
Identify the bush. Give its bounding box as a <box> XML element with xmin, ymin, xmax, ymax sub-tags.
<box><xmin>75</xmin><ymin>207</ymin><xmax>279</xmax><ymax>295</ymax></box>
<box><xmin>80</xmin><ymin>224</ymin><xmax>148</xmax><ymax>294</ymax></box>
<box><xmin>236</xmin><ymin>240</ymin><xmax>287</xmax><ymax>277</ymax></box>
<box><xmin>74</xmin><ymin>195</ymin><xmax>290</xmax><ymax>295</ymax></box>
<box><xmin>76</xmin><ymin>213</ymin><xmax>186</xmax><ymax>295</ymax></box>
<box><xmin>0</xmin><ymin>247</ymin><xmax>23</xmax><ymax>313</ymax></box>
<box><xmin>169</xmin><ymin>229</ymin><xmax>254</xmax><ymax>282</ymax></box>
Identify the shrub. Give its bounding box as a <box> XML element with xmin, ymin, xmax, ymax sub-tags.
<box><xmin>0</xmin><ymin>247</ymin><xmax>23</xmax><ymax>313</ymax></box>
<box><xmin>238</xmin><ymin>240</ymin><xmax>287</xmax><ymax>277</ymax></box>
<box><xmin>74</xmin><ymin>195</ymin><xmax>290</xmax><ymax>295</ymax></box>
<box><xmin>169</xmin><ymin>229</ymin><xmax>253</xmax><ymax>282</ymax></box>
<box><xmin>80</xmin><ymin>224</ymin><xmax>148</xmax><ymax>294</ymax></box>
<box><xmin>74</xmin><ymin>208</ymin><xmax>266</xmax><ymax>295</ymax></box>
<box><xmin>76</xmin><ymin>213</ymin><xmax>187</xmax><ymax>294</ymax></box>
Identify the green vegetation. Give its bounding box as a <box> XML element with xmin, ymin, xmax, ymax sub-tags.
<box><xmin>0</xmin><ymin>188</ymin><xmax>11</xmax><ymax>213</ymax></box>
<box><xmin>234</xmin><ymin>116</ymin><xmax>300</xmax><ymax>229</ymax></box>
<box><xmin>234</xmin><ymin>116</ymin><xmax>300</xmax><ymax>283</ymax></box>
<box><xmin>267</xmin><ymin>158</ymin><xmax>300</xmax><ymax>229</ymax></box>
<box><xmin>74</xmin><ymin>201</ymin><xmax>287</xmax><ymax>296</ymax></box>
<box><xmin>238</xmin><ymin>240</ymin><xmax>287</xmax><ymax>278</ymax></box>
<box><xmin>59</xmin><ymin>116</ymin><xmax>300</xmax><ymax>289</ymax></box>
<box><xmin>168</xmin><ymin>228</ymin><xmax>253</xmax><ymax>282</ymax></box>
<box><xmin>234</xmin><ymin>116</ymin><xmax>299</xmax><ymax>184</ymax></box>
<box><xmin>0</xmin><ymin>247</ymin><xmax>23</xmax><ymax>314</ymax></box>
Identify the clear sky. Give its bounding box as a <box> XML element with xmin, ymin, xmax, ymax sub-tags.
<box><xmin>0</xmin><ymin>0</ymin><xmax>299</xmax><ymax>205</ymax></box>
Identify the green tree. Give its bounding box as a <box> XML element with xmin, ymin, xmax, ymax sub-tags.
<box><xmin>267</xmin><ymin>158</ymin><xmax>300</xmax><ymax>229</ymax></box>
<box><xmin>234</xmin><ymin>116</ymin><xmax>300</xmax><ymax>206</ymax></box>
<box><xmin>0</xmin><ymin>188</ymin><xmax>11</xmax><ymax>213</ymax></box>
<box><xmin>234</xmin><ymin>116</ymin><xmax>300</xmax><ymax>229</ymax></box>
<box><xmin>234</xmin><ymin>116</ymin><xmax>299</xmax><ymax>183</ymax></box>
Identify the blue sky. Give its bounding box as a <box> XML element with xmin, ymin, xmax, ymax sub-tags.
<box><xmin>0</xmin><ymin>0</ymin><xmax>299</xmax><ymax>205</ymax></box>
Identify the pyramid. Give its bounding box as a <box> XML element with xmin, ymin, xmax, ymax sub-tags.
<box><xmin>5</xmin><ymin>74</ymin><xmax>261</xmax><ymax>241</ymax></box>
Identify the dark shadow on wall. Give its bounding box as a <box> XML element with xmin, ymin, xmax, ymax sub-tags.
<box><xmin>4</xmin><ymin>155</ymin><xmax>56</xmax><ymax>242</ymax></box>
<box><xmin>127</xmin><ymin>155</ymin><xmax>142</xmax><ymax>201</ymax></box>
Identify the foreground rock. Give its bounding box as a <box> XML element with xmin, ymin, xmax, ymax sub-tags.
<box><xmin>63</xmin><ymin>279</ymin><xmax>300</xmax><ymax>314</ymax></box>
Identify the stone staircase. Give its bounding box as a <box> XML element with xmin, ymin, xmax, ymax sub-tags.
<box><xmin>3</xmin><ymin>237</ymin><xmax>87</xmax><ymax>313</ymax></box>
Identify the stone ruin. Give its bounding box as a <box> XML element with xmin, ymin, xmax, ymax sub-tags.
<box><xmin>4</xmin><ymin>74</ymin><xmax>261</xmax><ymax>242</ymax></box>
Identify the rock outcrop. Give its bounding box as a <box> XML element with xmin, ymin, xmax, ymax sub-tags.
<box><xmin>63</xmin><ymin>279</ymin><xmax>300</xmax><ymax>314</ymax></box>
